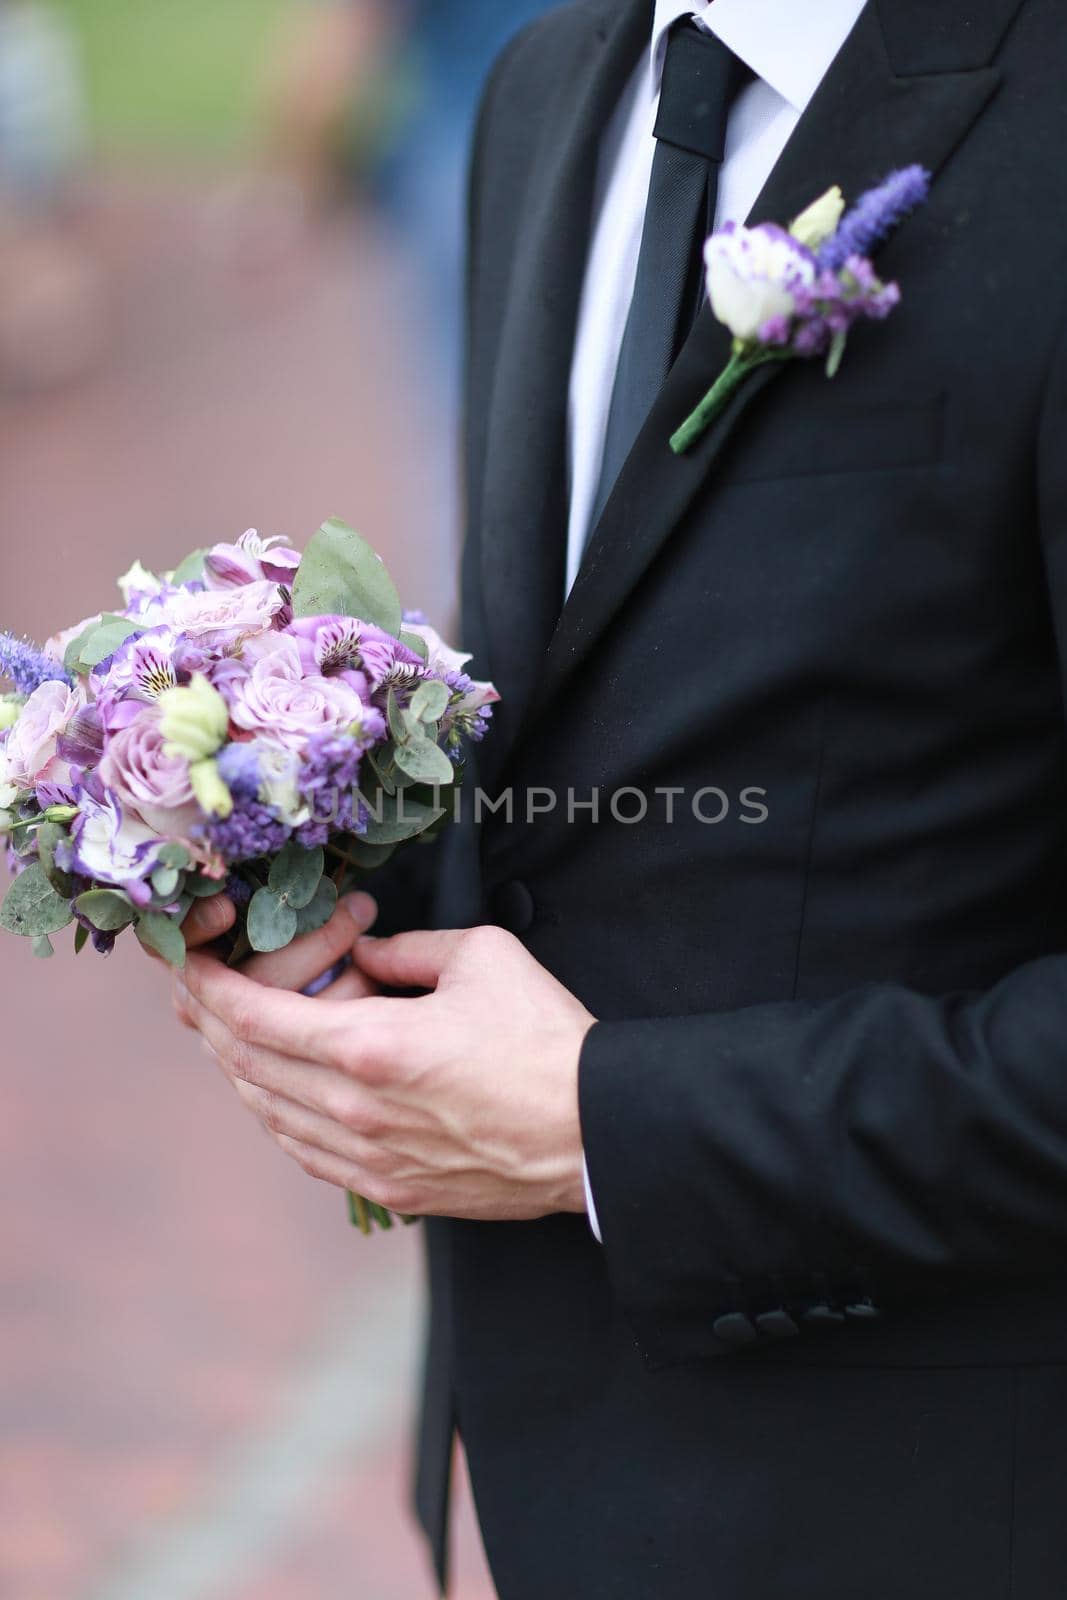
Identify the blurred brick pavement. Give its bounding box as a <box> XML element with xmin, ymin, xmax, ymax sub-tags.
<box><xmin>0</xmin><ymin>178</ymin><xmax>494</xmax><ymax>1600</ymax></box>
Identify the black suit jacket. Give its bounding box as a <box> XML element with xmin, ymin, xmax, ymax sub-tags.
<box><xmin>414</xmin><ymin>1</ymin><xmax>1067</xmax><ymax>1595</ymax></box>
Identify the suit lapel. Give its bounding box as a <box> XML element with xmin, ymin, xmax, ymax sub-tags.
<box><xmin>478</xmin><ymin>0</ymin><xmax>652</xmax><ymax>770</ymax></box>
<box><xmin>515</xmin><ymin>0</ymin><xmax>1011</xmax><ymax>738</ymax></box>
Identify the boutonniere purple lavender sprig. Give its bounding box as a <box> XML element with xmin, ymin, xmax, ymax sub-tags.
<box><xmin>670</xmin><ymin>165</ymin><xmax>931</xmax><ymax>455</ymax></box>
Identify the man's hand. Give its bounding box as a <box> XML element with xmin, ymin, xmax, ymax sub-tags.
<box><xmin>172</xmin><ymin>914</ymin><xmax>595</xmax><ymax>1221</ymax></box>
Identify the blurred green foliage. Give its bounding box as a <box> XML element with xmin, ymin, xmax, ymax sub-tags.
<box><xmin>59</xmin><ymin>0</ymin><xmax>290</xmax><ymax>155</ymax></box>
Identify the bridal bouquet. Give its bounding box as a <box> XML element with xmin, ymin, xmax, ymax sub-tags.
<box><xmin>0</xmin><ymin>519</ymin><xmax>496</xmax><ymax>969</ymax></box>
<box><xmin>0</xmin><ymin>520</ymin><xmax>496</xmax><ymax>1234</ymax></box>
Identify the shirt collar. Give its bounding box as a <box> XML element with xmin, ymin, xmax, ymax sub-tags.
<box><xmin>651</xmin><ymin>0</ymin><xmax>870</xmax><ymax>115</ymax></box>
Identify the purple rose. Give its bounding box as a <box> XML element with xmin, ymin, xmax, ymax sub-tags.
<box><xmin>97</xmin><ymin>706</ymin><xmax>200</xmax><ymax>835</ymax></box>
<box><xmin>225</xmin><ymin>634</ymin><xmax>370</xmax><ymax>751</ymax></box>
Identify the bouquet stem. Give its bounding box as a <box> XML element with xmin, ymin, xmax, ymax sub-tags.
<box><xmin>347</xmin><ymin>1190</ymin><xmax>418</xmax><ymax>1234</ymax></box>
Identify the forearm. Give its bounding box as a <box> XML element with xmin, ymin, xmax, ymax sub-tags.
<box><xmin>580</xmin><ymin>952</ymin><xmax>1067</xmax><ymax>1364</ymax></box>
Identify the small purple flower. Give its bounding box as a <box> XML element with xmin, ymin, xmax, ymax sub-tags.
<box><xmin>205</xmin><ymin>795</ymin><xmax>291</xmax><ymax>864</ymax></box>
<box><xmin>818</xmin><ymin>165</ymin><xmax>930</xmax><ymax>272</ymax></box>
<box><xmin>0</xmin><ymin>632</ymin><xmax>72</xmax><ymax>695</ymax></box>
<box><xmin>295</xmin><ymin>730</ymin><xmax>374</xmax><ymax>840</ymax></box>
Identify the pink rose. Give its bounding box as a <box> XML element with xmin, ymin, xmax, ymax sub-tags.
<box><xmin>98</xmin><ymin>708</ymin><xmax>200</xmax><ymax>836</ymax></box>
<box><xmin>162</xmin><ymin>580</ymin><xmax>285</xmax><ymax>643</ymax></box>
<box><xmin>2</xmin><ymin>679</ymin><xmax>84</xmax><ymax>790</ymax></box>
<box><xmin>226</xmin><ymin>634</ymin><xmax>368</xmax><ymax>751</ymax></box>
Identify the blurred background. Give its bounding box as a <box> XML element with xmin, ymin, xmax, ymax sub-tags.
<box><xmin>0</xmin><ymin>2</ymin><xmax>556</xmax><ymax>1596</ymax></box>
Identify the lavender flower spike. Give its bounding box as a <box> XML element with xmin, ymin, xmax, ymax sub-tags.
<box><xmin>818</xmin><ymin>165</ymin><xmax>931</xmax><ymax>272</ymax></box>
<box><xmin>0</xmin><ymin>631</ymin><xmax>72</xmax><ymax>695</ymax></box>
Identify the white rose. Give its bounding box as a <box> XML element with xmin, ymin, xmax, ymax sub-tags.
<box><xmin>3</xmin><ymin>679</ymin><xmax>84</xmax><ymax>790</ymax></box>
<box><xmin>705</xmin><ymin>224</ymin><xmax>816</xmax><ymax>343</ymax></box>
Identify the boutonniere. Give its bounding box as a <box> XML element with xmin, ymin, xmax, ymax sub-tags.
<box><xmin>670</xmin><ymin>165</ymin><xmax>931</xmax><ymax>455</ymax></box>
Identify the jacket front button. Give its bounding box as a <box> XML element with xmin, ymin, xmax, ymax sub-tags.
<box><xmin>488</xmin><ymin>880</ymin><xmax>535</xmax><ymax>934</ymax></box>
<box><xmin>712</xmin><ymin>1313</ymin><xmax>758</xmax><ymax>1348</ymax></box>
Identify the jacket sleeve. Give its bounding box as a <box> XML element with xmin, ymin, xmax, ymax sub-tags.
<box><xmin>578</xmin><ymin>304</ymin><xmax>1067</xmax><ymax>1370</ymax></box>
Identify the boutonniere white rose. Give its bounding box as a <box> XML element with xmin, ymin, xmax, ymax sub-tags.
<box><xmin>670</xmin><ymin>165</ymin><xmax>931</xmax><ymax>454</ymax></box>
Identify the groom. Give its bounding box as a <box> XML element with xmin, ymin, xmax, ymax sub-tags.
<box><xmin>175</xmin><ymin>0</ymin><xmax>1067</xmax><ymax>1595</ymax></box>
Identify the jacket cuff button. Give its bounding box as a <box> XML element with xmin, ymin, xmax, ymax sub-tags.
<box><xmin>755</xmin><ymin>1310</ymin><xmax>799</xmax><ymax>1340</ymax></box>
<box><xmin>712</xmin><ymin>1312</ymin><xmax>758</xmax><ymax>1348</ymax></box>
<box><xmin>801</xmin><ymin>1304</ymin><xmax>846</xmax><ymax>1327</ymax></box>
<box><xmin>844</xmin><ymin>1298</ymin><xmax>882</xmax><ymax>1321</ymax></box>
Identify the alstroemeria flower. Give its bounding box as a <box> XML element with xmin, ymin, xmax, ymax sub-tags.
<box><xmin>204</xmin><ymin>529</ymin><xmax>302</xmax><ymax>590</ymax></box>
<box><xmin>71</xmin><ymin>789</ymin><xmax>163</xmax><ymax>902</ymax></box>
<box><xmin>225</xmin><ymin>634</ymin><xmax>369</xmax><ymax>751</ymax></box>
<box><xmin>2</xmin><ymin>679</ymin><xmax>84</xmax><ymax>791</ymax></box>
<box><xmin>401</xmin><ymin>621</ymin><xmax>500</xmax><ymax>724</ymax></box>
<box><xmin>705</xmin><ymin>223</ymin><xmax>817</xmax><ymax>343</ymax></box>
<box><xmin>285</xmin><ymin>615</ymin><xmax>420</xmax><ymax>694</ymax></box>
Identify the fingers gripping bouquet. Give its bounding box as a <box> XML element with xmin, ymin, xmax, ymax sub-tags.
<box><xmin>0</xmin><ymin>520</ymin><xmax>497</xmax><ymax>1231</ymax></box>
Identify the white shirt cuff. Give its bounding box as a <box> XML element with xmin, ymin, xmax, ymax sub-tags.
<box><xmin>582</xmin><ymin>1153</ymin><xmax>603</xmax><ymax>1243</ymax></box>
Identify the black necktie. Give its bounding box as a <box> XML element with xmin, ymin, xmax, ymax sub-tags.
<box><xmin>588</xmin><ymin>20</ymin><xmax>750</xmax><ymax>535</ymax></box>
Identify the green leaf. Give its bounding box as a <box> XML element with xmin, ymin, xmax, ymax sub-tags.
<box><xmin>361</xmin><ymin>791</ymin><xmax>445</xmax><ymax>846</ymax></box>
<box><xmin>331</xmin><ymin>837</ymin><xmax>397</xmax><ymax>871</ymax></box>
<box><xmin>75</xmin><ymin>888</ymin><xmax>138</xmax><ymax>932</ymax></box>
<box><xmin>64</xmin><ymin>620</ymin><xmax>100</xmax><ymax>675</ymax></box>
<box><xmin>365</xmin><ymin>746</ymin><xmax>397</xmax><ymax>798</ymax></box>
<box><xmin>151</xmin><ymin>865</ymin><xmax>181</xmax><ymax>900</ymax></box>
<box><xmin>158</xmin><ymin>842</ymin><xmax>191</xmax><ymax>870</ymax></box>
<box><xmin>32</xmin><ymin>934</ymin><xmax>54</xmax><ymax>959</ymax></box>
<box><xmin>170</xmin><ymin>548</ymin><xmax>207</xmax><ymax>585</ymax></box>
<box><xmin>136</xmin><ymin>910</ymin><xmax>187</xmax><ymax>967</ymax></box>
<box><xmin>293</xmin><ymin>875</ymin><xmax>337</xmax><ymax>936</ymax></box>
<box><xmin>290</xmin><ymin>518</ymin><xmax>402</xmax><ymax>636</ymax></box>
<box><xmin>185</xmin><ymin>873</ymin><xmax>227</xmax><ymax>899</ymax></box>
<box><xmin>393</xmin><ymin>735</ymin><xmax>456</xmax><ymax>786</ymax></box>
<box><xmin>77</xmin><ymin>615</ymin><xmax>145</xmax><ymax>670</ymax></box>
<box><xmin>400</xmin><ymin>630</ymin><xmax>429</xmax><ymax>662</ymax></box>
<box><xmin>826</xmin><ymin>328</ymin><xmax>849</xmax><ymax>380</ymax></box>
<box><xmin>409</xmin><ymin>680</ymin><xmax>449</xmax><ymax>724</ymax></box>
<box><xmin>386</xmin><ymin>687</ymin><xmax>406</xmax><ymax>745</ymax></box>
<box><xmin>0</xmin><ymin>864</ymin><xmax>74</xmax><ymax>937</ymax></box>
<box><xmin>73</xmin><ymin>922</ymin><xmax>89</xmax><ymax>955</ymax></box>
<box><xmin>247</xmin><ymin>888</ymin><xmax>299</xmax><ymax>953</ymax></box>
<box><xmin>36</xmin><ymin>820</ymin><xmax>73</xmax><ymax>897</ymax></box>
<box><xmin>268</xmin><ymin>843</ymin><xmax>325</xmax><ymax>910</ymax></box>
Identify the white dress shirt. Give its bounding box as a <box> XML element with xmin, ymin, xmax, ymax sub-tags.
<box><xmin>574</xmin><ymin>0</ymin><xmax>869</xmax><ymax>1240</ymax></box>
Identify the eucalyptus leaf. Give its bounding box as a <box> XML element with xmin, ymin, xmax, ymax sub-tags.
<box><xmin>409</xmin><ymin>680</ymin><xmax>449</xmax><ymax>724</ymax></box>
<box><xmin>0</xmin><ymin>864</ymin><xmax>74</xmax><ymax>937</ymax></box>
<box><xmin>393</xmin><ymin>735</ymin><xmax>456</xmax><ymax>786</ymax></box>
<box><xmin>75</xmin><ymin>887</ymin><xmax>138</xmax><ymax>932</ymax></box>
<box><xmin>158</xmin><ymin>842</ymin><xmax>191</xmax><ymax>870</ymax></box>
<box><xmin>386</xmin><ymin>687</ymin><xmax>406</xmax><ymax>745</ymax></box>
<box><xmin>247</xmin><ymin>887</ymin><xmax>299</xmax><ymax>953</ymax></box>
<box><xmin>330</xmin><ymin>837</ymin><xmax>397</xmax><ymax>872</ymax></box>
<box><xmin>293</xmin><ymin>876</ymin><xmax>338</xmax><ymax>936</ymax></box>
<box><xmin>185</xmin><ymin>873</ymin><xmax>227</xmax><ymax>899</ymax></box>
<box><xmin>151</xmin><ymin>865</ymin><xmax>181</xmax><ymax>899</ymax></box>
<box><xmin>76</xmin><ymin>614</ymin><xmax>144</xmax><ymax>669</ymax></box>
<box><xmin>291</xmin><ymin>518</ymin><xmax>402</xmax><ymax>636</ymax></box>
<box><xmin>32</xmin><ymin>934</ymin><xmax>54</xmax><ymax>959</ymax></box>
<box><xmin>361</xmin><ymin>791</ymin><xmax>445</xmax><ymax>846</ymax></box>
<box><xmin>36</xmin><ymin>820</ymin><xmax>73</xmax><ymax>897</ymax></box>
<box><xmin>64</xmin><ymin>621</ymin><xmax>99</xmax><ymax>675</ymax></box>
<box><xmin>136</xmin><ymin>910</ymin><xmax>186</xmax><ymax>967</ymax></box>
<box><xmin>268</xmin><ymin>843</ymin><xmax>325</xmax><ymax>910</ymax></box>
<box><xmin>400</xmin><ymin>630</ymin><xmax>429</xmax><ymax>662</ymax></box>
<box><xmin>365</xmin><ymin>746</ymin><xmax>397</xmax><ymax>798</ymax></box>
<box><xmin>170</xmin><ymin>548</ymin><xmax>207</xmax><ymax>584</ymax></box>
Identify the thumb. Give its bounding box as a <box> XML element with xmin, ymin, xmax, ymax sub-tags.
<box><xmin>352</xmin><ymin>927</ymin><xmax>469</xmax><ymax>991</ymax></box>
